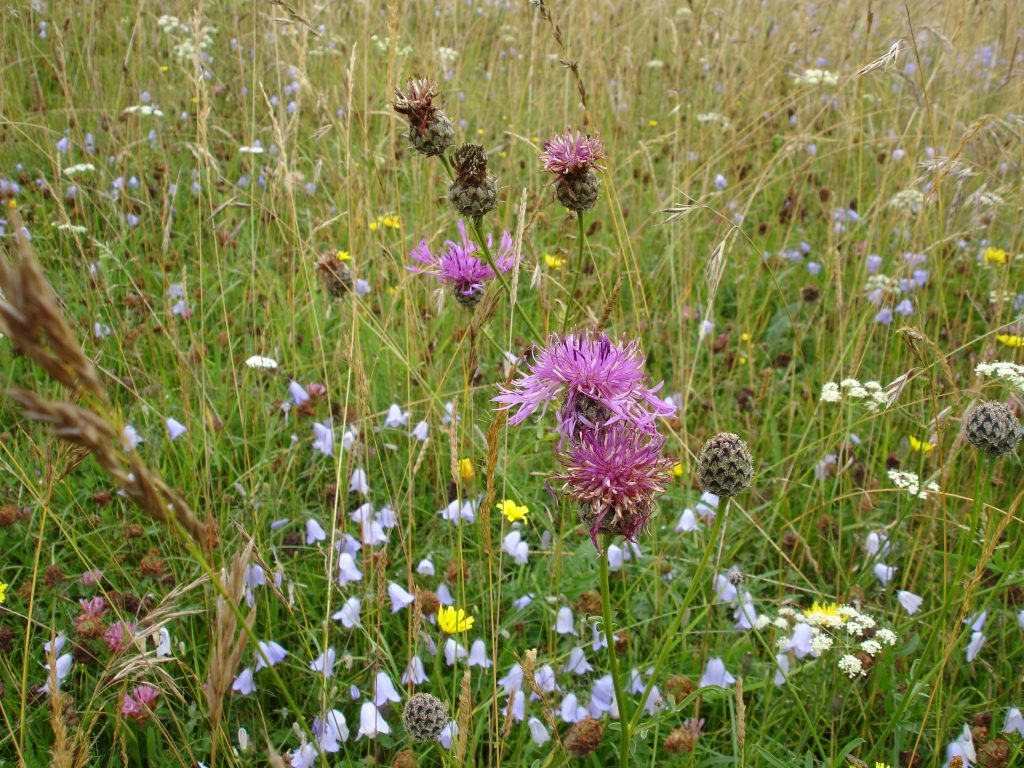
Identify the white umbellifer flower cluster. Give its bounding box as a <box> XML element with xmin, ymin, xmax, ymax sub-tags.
<box><xmin>696</xmin><ymin>112</ymin><xmax>731</xmax><ymax>128</ymax></box>
<box><xmin>793</xmin><ymin>68</ymin><xmax>838</xmax><ymax>86</ymax></box>
<box><xmin>761</xmin><ymin>603</ymin><xmax>898</xmax><ymax>684</ymax></box>
<box><xmin>887</xmin><ymin>188</ymin><xmax>925</xmax><ymax>215</ymax></box>
<box><xmin>976</xmin><ymin>361</ymin><xmax>1024</xmax><ymax>393</ymax></box>
<box><xmin>62</xmin><ymin>163</ymin><xmax>95</xmax><ymax>176</ymax></box>
<box><xmin>121</xmin><ymin>105</ymin><xmax>165</xmax><ymax>118</ymax></box>
<box><xmin>437</xmin><ymin>47</ymin><xmax>459</xmax><ymax>66</ymax></box>
<box><xmin>838</xmin><ymin>654</ymin><xmax>863</xmax><ymax>678</ymax></box>
<box><xmin>819</xmin><ymin>379</ymin><xmax>889</xmax><ymax>411</ymax></box>
<box><xmin>157</xmin><ymin>15</ymin><xmax>217</xmax><ymax>63</ymax></box>
<box><xmin>864</xmin><ymin>273</ymin><xmax>901</xmax><ymax>300</ymax></box>
<box><xmin>989</xmin><ymin>290</ymin><xmax>1017</xmax><ymax>305</ymax></box>
<box><xmin>888</xmin><ymin>469</ymin><xmax>940</xmax><ymax>500</ymax></box>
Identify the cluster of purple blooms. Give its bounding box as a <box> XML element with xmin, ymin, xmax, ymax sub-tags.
<box><xmin>494</xmin><ymin>330</ymin><xmax>674</xmax><ymax>551</ymax></box>
<box><xmin>866</xmin><ymin>251</ymin><xmax>929</xmax><ymax>325</ymax></box>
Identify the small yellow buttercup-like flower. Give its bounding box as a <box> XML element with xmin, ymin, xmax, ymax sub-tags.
<box><xmin>983</xmin><ymin>246</ymin><xmax>1007</xmax><ymax>264</ymax></box>
<box><xmin>908</xmin><ymin>436</ymin><xmax>935</xmax><ymax>453</ymax></box>
<box><xmin>0</xmin><ymin>581</ymin><xmax>8</xmax><ymax>604</ymax></box>
<box><xmin>458</xmin><ymin>458</ymin><xmax>475</xmax><ymax>483</ymax></box>
<box><xmin>671</xmin><ymin>462</ymin><xmax>684</xmax><ymax>477</ymax></box>
<box><xmin>996</xmin><ymin>333</ymin><xmax>1024</xmax><ymax>348</ymax></box>
<box><xmin>497</xmin><ymin>499</ymin><xmax>528</xmax><ymax>523</ymax></box>
<box><xmin>336</xmin><ymin>250</ymin><xmax>351</xmax><ymax>262</ymax></box>
<box><xmin>437</xmin><ymin>605</ymin><xmax>474</xmax><ymax>634</ymax></box>
<box><xmin>544</xmin><ymin>254</ymin><xmax>565</xmax><ymax>269</ymax></box>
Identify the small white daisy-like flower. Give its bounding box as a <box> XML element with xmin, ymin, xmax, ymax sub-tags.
<box><xmin>837</xmin><ymin>654</ymin><xmax>864</xmax><ymax>678</ymax></box>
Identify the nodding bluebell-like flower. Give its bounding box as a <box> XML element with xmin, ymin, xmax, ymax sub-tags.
<box><xmin>494</xmin><ymin>330</ymin><xmax>674</xmax><ymax>444</ymax></box>
<box><xmin>408</xmin><ymin>220</ymin><xmax>514</xmax><ymax>307</ymax></box>
<box><xmin>555</xmin><ymin>425</ymin><xmax>672</xmax><ymax>551</ymax></box>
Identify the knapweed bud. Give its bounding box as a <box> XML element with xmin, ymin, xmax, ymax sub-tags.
<box><xmin>402</xmin><ymin>692</ymin><xmax>449</xmax><ymax>742</ymax></box>
<box><xmin>314</xmin><ymin>251</ymin><xmax>353</xmax><ymax>298</ymax></box>
<box><xmin>393</xmin><ymin>78</ymin><xmax>454</xmax><ymax>157</ymax></box>
<box><xmin>449</xmin><ymin>144</ymin><xmax>497</xmax><ymax>220</ymax></box>
<box><xmin>697</xmin><ymin>432</ymin><xmax>754</xmax><ymax>496</ymax></box>
<box><xmin>564</xmin><ymin>717</ymin><xmax>603</xmax><ymax>758</ymax></box>
<box><xmin>964</xmin><ymin>401</ymin><xmax>1021</xmax><ymax>456</ymax></box>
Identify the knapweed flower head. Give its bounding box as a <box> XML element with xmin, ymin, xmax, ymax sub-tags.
<box><xmin>437</xmin><ymin>605</ymin><xmax>474</xmax><ymax>634</ymax></box>
<box><xmin>556</xmin><ymin>425</ymin><xmax>672</xmax><ymax>551</ymax></box>
<box><xmin>392</xmin><ymin>78</ymin><xmax>453</xmax><ymax>157</ymax></box>
<box><xmin>540</xmin><ymin>130</ymin><xmax>606</xmax><ymax>176</ymax></box>
<box><xmin>408</xmin><ymin>220</ymin><xmax>514</xmax><ymax>308</ymax></box>
<box><xmin>541</xmin><ymin>129</ymin><xmax>606</xmax><ymax>212</ymax></box>
<box><xmin>493</xmin><ymin>330</ymin><xmax>674</xmax><ymax>444</ymax></box>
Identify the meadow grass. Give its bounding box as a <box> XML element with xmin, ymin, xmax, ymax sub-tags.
<box><xmin>0</xmin><ymin>0</ymin><xmax>1023</xmax><ymax>766</ymax></box>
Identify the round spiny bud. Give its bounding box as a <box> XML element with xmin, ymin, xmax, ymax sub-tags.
<box><xmin>977</xmin><ymin>737</ymin><xmax>1011</xmax><ymax>768</ymax></box>
<box><xmin>450</xmin><ymin>144</ymin><xmax>497</xmax><ymax>220</ymax></box>
<box><xmin>451</xmin><ymin>282</ymin><xmax>484</xmax><ymax>309</ymax></box>
<box><xmin>402</xmin><ymin>693</ymin><xmax>449</xmax><ymax>743</ymax></box>
<box><xmin>314</xmin><ymin>252</ymin><xmax>353</xmax><ymax>298</ymax></box>
<box><xmin>555</xmin><ymin>169</ymin><xmax>600</xmax><ymax>212</ymax></box>
<box><xmin>408</xmin><ymin>113</ymin><xmax>453</xmax><ymax>157</ymax></box>
<box><xmin>697</xmin><ymin>432</ymin><xmax>754</xmax><ymax>496</ymax></box>
<box><xmin>664</xmin><ymin>726</ymin><xmax>697</xmax><ymax>754</ymax></box>
<box><xmin>965</xmin><ymin>402</ymin><xmax>1021</xmax><ymax>456</ymax></box>
<box><xmin>564</xmin><ymin>717</ymin><xmax>603</xmax><ymax>758</ymax></box>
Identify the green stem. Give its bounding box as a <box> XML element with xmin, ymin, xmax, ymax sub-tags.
<box><xmin>560</xmin><ymin>210</ymin><xmax>586</xmax><ymax>332</ymax></box>
<box><xmin>599</xmin><ymin>534</ymin><xmax>632</xmax><ymax>768</ymax></box>
<box><xmin>628</xmin><ymin>499</ymin><xmax>730</xmax><ymax>735</ymax></box>
<box><xmin>439</xmin><ymin>153</ymin><xmax>544</xmax><ymax>344</ymax></box>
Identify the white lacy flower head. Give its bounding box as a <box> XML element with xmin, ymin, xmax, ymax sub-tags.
<box><xmin>887</xmin><ymin>188</ymin><xmax>925</xmax><ymax>215</ymax></box>
<box><xmin>860</xmin><ymin>640</ymin><xmax>883</xmax><ymax>657</ymax></box>
<box><xmin>976</xmin><ymin>361</ymin><xmax>1024</xmax><ymax>393</ymax></box>
<box><xmin>888</xmin><ymin>469</ymin><xmax>939</xmax><ymax>499</ymax></box>
<box><xmin>793</xmin><ymin>68</ymin><xmax>839</xmax><ymax>86</ymax></box>
<box><xmin>838</xmin><ymin>654</ymin><xmax>865</xmax><ymax>678</ymax></box>
<box><xmin>821</xmin><ymin>378</ymin><xmax>890</xmax><ymax>411</ymax></box>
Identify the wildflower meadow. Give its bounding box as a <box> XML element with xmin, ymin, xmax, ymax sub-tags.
<box><xmin>2</xmin><ymin>1</ymin><xmax>1024</xmax><ymax>766</ymax></box>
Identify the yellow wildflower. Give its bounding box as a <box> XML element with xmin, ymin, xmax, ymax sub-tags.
<box><xmin>381</xmin><ymin>215</ymin><xmax>401</xmax><ymax>229</ymax></box>
<box><xmin>647</xmin><ymin>119</ymin><xmax>659</xmax><ymax>127</ymax></box>
<box><xmin>0</xmin><ymin>581</ymin><xmax>7</xmax><ymax>603</ymax></box>
<box><xmin>369</xmin><ymin>221</ymin><xmax>379</xmax><ymax>232</ymax></box>
<box><xmin>804</xmin><ymin>601</ymin><xmax>842</xmax><ymax>626</ymax></box>
<box><xmin>476</xmin><ymin>128</ymin><xmax>484</xmax><ymax>136</ymax></box>
<box><xmin>875</xmin><ymin>763</ymin><xmax>893</xmax><ymax>768</ymax></box>
<box><xmin>544</xmin><ymin>254</ymin><xmax>566</xmax><ymax>269</ymax></box>
<box><xmin>497</xmin><ymin>499</ymin><xmax>528</xmax><ymax>523</ymax></box>
<box><xmin>336</xmin><ymin>250</ymin><xmax>351</xmax><ymax>262</ymax></box>
<box><xmin>909</xmin><ymin>436</ymin><xmax>935</xmax><ymax>453</ymax></box>
<box><xmin>159</xmin><ymin>65</ymin><xmax>170</xmax><ymax>73</ymax></box>
<box><xmin>996</xmin><ymin>333</ymin><xmax>1024</xmax><ymax>348</ymax></box>
<box><xmin>983</xmin><ymin>247</ymin><xmax>1007</xmax><ymax>265</ymax></box>
<box><xmin>671</xmin><ymin>462</ymin><xmax>684</xmax><ymax>477</ymax></box>
<box><xmin>458</xmin><ymin>458</ymin><xmax>475</xmax><ymax>483</ymax></box>
<box><xmin>437</xmin><ymin>605</ymin><xmax>474</xmax><ymax>634</ymax></box>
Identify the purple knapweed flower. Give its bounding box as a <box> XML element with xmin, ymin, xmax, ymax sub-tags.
<box><xmin>408</xmin><ymin>220</ymin><xmax>514</xmax><ymax>307</ymax></box>
<box><xmin>493</xmin><ymin>330</ymin><xmax>674</xmax><ymax>443</ymax></box>
<box><xmin>555</xmin><ymin>425</ymin><xmax>672</xmax><ymax>551</ymax></box>
<box><xmin>540</xmin><ymin>130</ymin><xmax>606</xmax><ymax>176</ymax></box>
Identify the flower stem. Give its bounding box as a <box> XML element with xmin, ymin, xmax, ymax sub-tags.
<box><xmin>560</xmin><ymin>210</ymin><xmax>586</xmax><ymax>332</ymax></box>
<box><xmin>628</xmin><ymin>500</ymin><xmax>730</xmax><ymax>735</ymax></box>
<box><xmin>599</xmin><ymin>534</ymin><xmax>631</xmax><ymax>768</ymax></box>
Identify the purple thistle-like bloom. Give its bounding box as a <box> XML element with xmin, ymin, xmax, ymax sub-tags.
<box><xmin>493</xmin><ymin>330</ymin><xmax>674</xmax><ymax>443</ymax></box>
<box><xmin>555</xmin><ymin>425</ymin><xmax>672</xmax><ymax>551</ymax></box>
<box><xmin>540</xmin><ymin>130</ymin><xmax>606</xmax><ymax>176</ymax></box>
<box><xmin>408</xmin><ymin>220</ymin><xmax>514</xmax><ymax>302</ymax></box>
